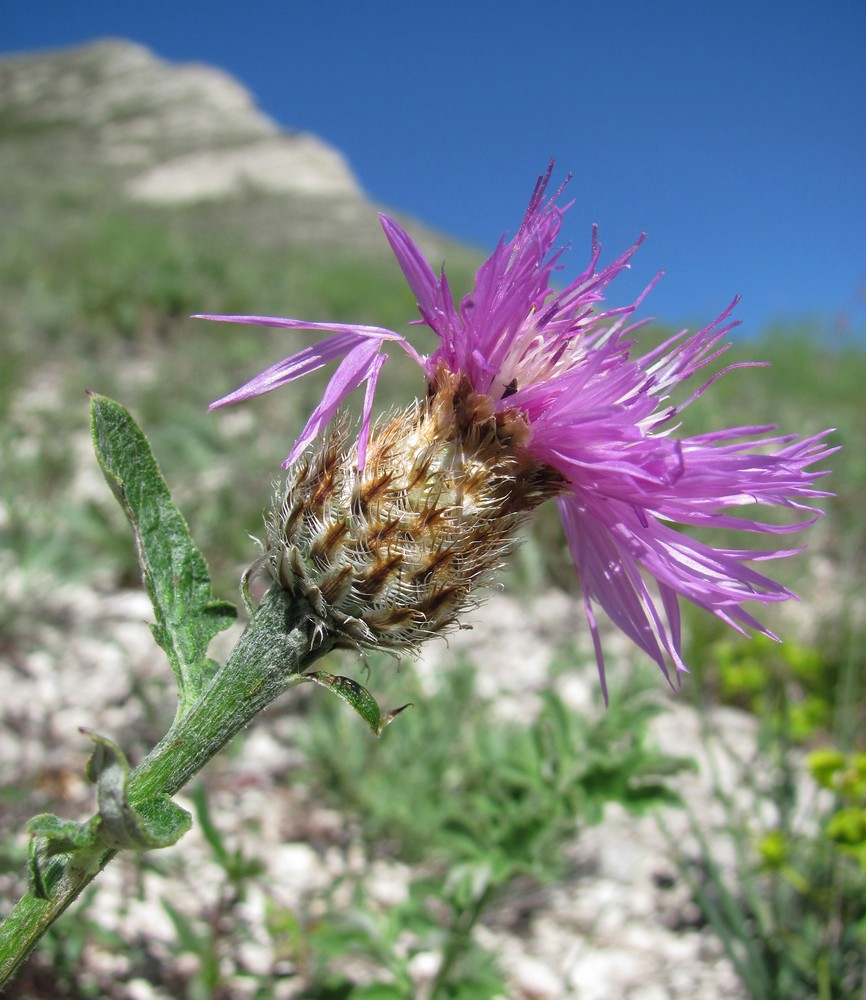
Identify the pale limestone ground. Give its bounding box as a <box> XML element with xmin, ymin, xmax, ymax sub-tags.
<box><xmin>0</xmin><ymin>576</ymin><xmax>764</xmax><ymax>999</ymax></box>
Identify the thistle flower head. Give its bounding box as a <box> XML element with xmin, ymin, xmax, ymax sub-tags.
<box><xmin>257</xmin><ymin>370</ymin><xmax>565</xmax><ymax>652</ymax></box>
<box><xmin>197</xmin><ymin>163</ymin><xmax>835</xmax><ymax>697</ymax></box>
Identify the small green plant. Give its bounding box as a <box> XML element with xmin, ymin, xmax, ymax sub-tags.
<box><xmin>666</xmin><ymin>720</ymin><xmax>866</xmax><ymax>999</ymax></box>
<box><xmin>304</xmin><ymin>872</ymin><xmax>508</xmax><ymax>1000</ymax></box>
<box><xmin>707</xmin><ymin>633</ymin><xmax>832</xmax><ymax>742</ymax></box>
<box><xmin>157</xmin><ymin>785</ymin><xmax>269</xmax><ymax>1000</ymax></box>
<box><xmin>296</xmin><ymin>663</ymin><xmax>691</xmax><ymax>996</ymax></box>
<box><xmin>808</xmin><ymin>748</ymin><xmax>866</xmax><ymax>871</ymax></box>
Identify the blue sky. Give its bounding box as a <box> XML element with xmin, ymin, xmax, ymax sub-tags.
<box><xmin>3</xmin><ymin>0</ymin><xmax>865</xmax><ymax>337</ymax></box>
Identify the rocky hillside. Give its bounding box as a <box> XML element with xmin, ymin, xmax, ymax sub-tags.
<box><xmin>0</xmin><ymin>38</ymin><xmax>465</xmax><ymax>258</ymax></box>
<box><xmin>0</xmin><ymin>39</ymin><xmax>356</xmax><ymax>192</ymax></box>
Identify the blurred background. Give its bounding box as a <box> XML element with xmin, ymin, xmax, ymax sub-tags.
<box><xmin>1</xmin><ymin>2</ymin><xmax>864</xmax><ymax>997</ymax></box>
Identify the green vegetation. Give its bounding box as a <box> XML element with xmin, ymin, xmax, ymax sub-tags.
<box><xmin>663</xmin><ymin>716</ymin><xmax>866</xmax><ymax>999</ymax></box>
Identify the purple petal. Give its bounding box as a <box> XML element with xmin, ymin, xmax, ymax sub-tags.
<box><xmin>558</xmin><ymin>495</ymin><xmax>678</xmax><ymax>690</ymax></box>
<box><xmin>194</xmin><ymin>312</ymin><xmax>410</xmax><ymax>342</ymax></box>
<box><xmin>378</xmin><ymin>216</ymin><xmax>461</xmax><ymax>350</ymax></box>
<box><xmin>208</xmin><ymin>331</ymin><xmax>371</xmax><ymax>409</ymax></box>
<box><xmin>357</xmin><ymin>351</ymin><xmax>387</xmax><ymax>469</ymax></box>
<box><xmin>284</xmin><ymin>339</ymin><xmax>384</xmax><ymax>468</ymax></box>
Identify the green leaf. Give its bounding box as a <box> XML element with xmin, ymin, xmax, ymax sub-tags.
<box><xmin>131</xmin><ymin>795</ymin><xmax>193</xmax><ymax>848</ymax></box>
<box><xmin>89</xmin><ymin>393</ymin><xmax>236</xmax><ymax>714</ymax></box>
<box><xmin>303</xmin><ymin>670</ymin><xmax>411</xmax><ymax>736</ymax></box>
<box><xmin>27</xmin><ymin>801</ymin><xmax>103</xmax><ymax>898</ymax></box>
<box><xmin>353</xmin><ymin>984</ymin><xmax>408</xmax><ymax>1000</ymax></box>
<box><xmin>26</xmin><ymin>822</ymin><xmax>95</xmax><ymax>898</ymax></box>
<box><xmin>84</xmin><ymin>729</ymin><xmax>191</xmax><ymax>850</ymax></box>
<box><xmin>26</xmin><ymin>732</ymin><xmax>191</xmax><ymax>898</ymax></box>
<box><xmin>190</xmin><ymin>784</ymin><xmax>229</xmax><ymax>866</ymax></box>
<box><xmin>162</xmin><ymin>899</ymin><xmax>207</xmax><ymax>956</ymax></box>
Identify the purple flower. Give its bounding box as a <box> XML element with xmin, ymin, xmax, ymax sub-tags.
<box><xmin>195</xmin><ymin>164</ymin><xmax>834</xmax><ymax>696</ymax></box>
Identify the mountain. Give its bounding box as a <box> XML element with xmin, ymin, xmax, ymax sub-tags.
<box><xmin>0</xmin><ymin>38</ymin><xmax>469</xmax><ymax>258</ymax></box>
<box><xmin>0</xmin><ymin>36</ymin><xmax>367</xmax><ymax>214</ymax></box>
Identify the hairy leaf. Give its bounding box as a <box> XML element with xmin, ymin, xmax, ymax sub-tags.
<box><xmin>89</xmin><ymin>393</ymin><xmax>236</xmax><ymax>713</ymax></box>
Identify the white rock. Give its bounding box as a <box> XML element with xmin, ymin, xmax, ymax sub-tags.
<box><xmin>510</xmin><ymin>954</ymin><xmax>563</xmax><ymax>998</ymax></box>
<box><xmin>126</xmin><ymin>135</ymin><xmax>362</xmax><ymax>204</ymax></box>
<box><xmin>566</xmin><ymin>947</ymin><xmax>654</xmax><ymax>998</ymax></box>
<box><xmin>407</xmin><ymin>949</ymin><xmax>442</xmax><ymax>982</ymax></box>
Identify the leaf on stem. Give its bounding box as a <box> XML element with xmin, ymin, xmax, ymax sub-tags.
<box><xmin>89</xmin><ymin>393</ymin><xmax>236</xmax><ymax>715</ymax></box>
<box><xmin>27</xmin><ymin>730</ymin><xmax>192</xmax><ymax>898</ymax></box>
<box><xmin>83</xmin><ymin>729</ymin><xmax>192</xmax><ymax>849</ymax></box>
<box><xmin>304</xmin><ymin>670</ymin><xmax>411</xmax><ymax>736</ymax></box>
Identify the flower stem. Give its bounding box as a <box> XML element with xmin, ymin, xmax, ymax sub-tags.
<box><xmin>430</xmin><ymin>882</ymin><xmax>495</xmax><ymax>998</ymax></box>
<box><xmin>0</xmin><ymin>584</ymin><xmax>329</xmax><ymax>987</ymax></box>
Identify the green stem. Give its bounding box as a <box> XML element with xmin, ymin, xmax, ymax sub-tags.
<box><xmin>430</xmin><ymin>882</ymin><xmax>495</xmax><ymax>999</ymax></box>
<box><xmin>0</xmin><ymin>584</ymin><xmax>330</xmax><ymax>987</ymax></box>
